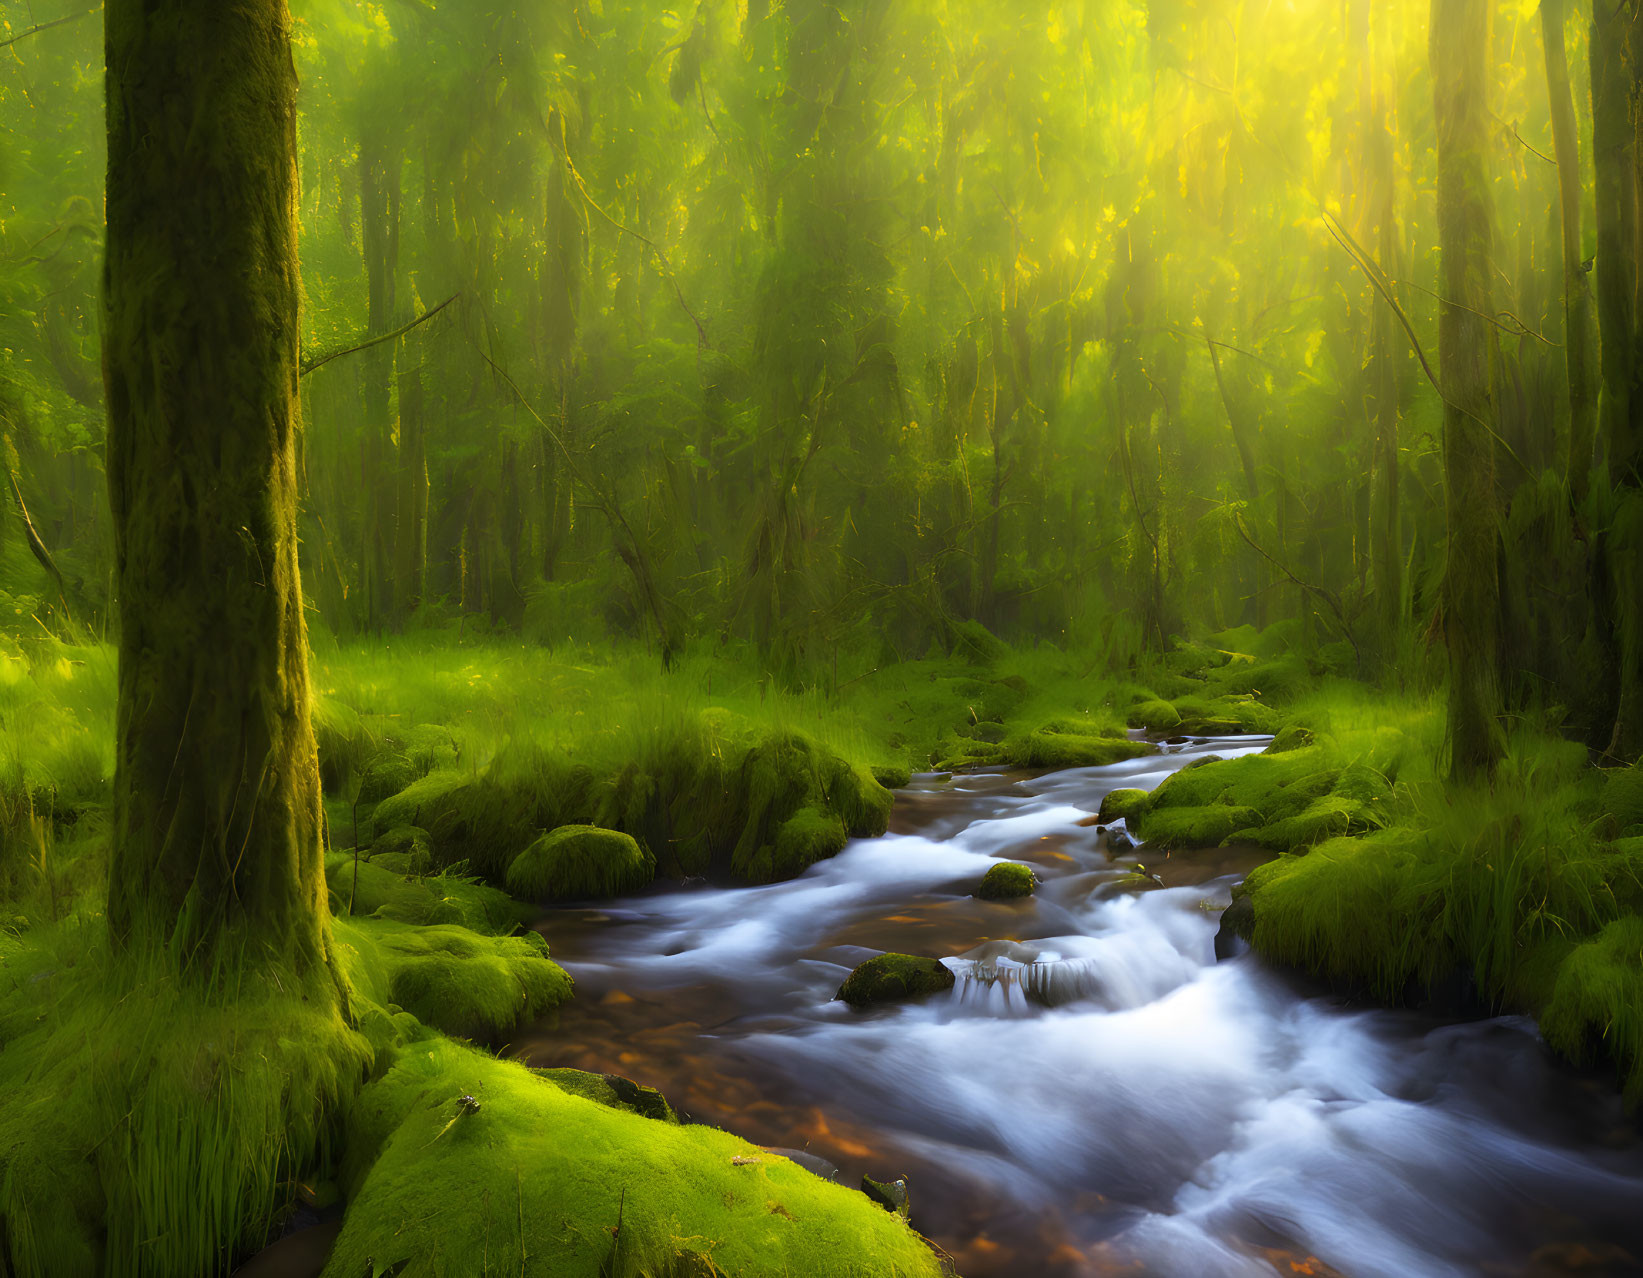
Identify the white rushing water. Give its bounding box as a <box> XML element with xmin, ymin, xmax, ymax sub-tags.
<box><xmin>544</xmin><ymin>739</ymin><xmax>1643</xmax><ymax>1277</ymax></box>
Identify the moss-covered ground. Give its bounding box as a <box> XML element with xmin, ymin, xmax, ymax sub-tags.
<box><xmin>5</xmin><ymin>619</ymin><xmax>1643</xmax><ymax>1272</ymax></box>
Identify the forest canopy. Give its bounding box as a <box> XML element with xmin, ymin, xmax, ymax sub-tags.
<box><xmin>0</xmin><ymin>0</ymin><xmax>1602</xmax><ymax>716</ymax></box>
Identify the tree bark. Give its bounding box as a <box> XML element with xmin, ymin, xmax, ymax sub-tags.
<box><xmin>1431</xmin><ymin>0</ymin><xmax>1504</xmax><ymax>779</ymax></box>
<box><xmin>1369</xmin><ymin>104</ymin><xmax>1403</xmax><ymax>663</ymax></box>
<box><xmin>104</xmin><ymin>0</ymin><xmax>333</xmax><ymax>973</ymax></box>
<box><xmin>1542</xmin><ymin>0</ymin><xmax>1598</xmax><ymax>499</ymax></box>
<box><xmin>1591</xmin><ymin>1</ymin><xmax>1635</xmax><ymax>472</ymax></box>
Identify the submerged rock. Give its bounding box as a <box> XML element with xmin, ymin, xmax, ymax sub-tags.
<box><xmin>505</xmin><ymin>824</ymin><xmax>655</xmax><ymax>902</ymax></box>
<box><xmin>1105</xmin><ymin>829</ymin><xmax>1137</xmax><ymax>854</ymax></box>
<box><xmin>975</xmin><ymin>862</ymin><xmax>1036</xmax><ymax>900</ymax></box>
<box><xmin>836</xmin><ymin>953</ymin><xmax>955</xmax><ymax>1006</ymax></box>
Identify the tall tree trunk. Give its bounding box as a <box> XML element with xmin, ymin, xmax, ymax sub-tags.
<box><xmin>1432</xmin><ymin>0</ymin><xmax>1505</xmax><ymax>779</ymax></box>
<box><xmin>104</xmin><ymin>0</ymin><xmax>333</xmax><ymax>972</ymax></box>
<box><xmin>1591</xmin><ymin>1</ymin><xmax>1635</xmax><ymax>465</ymax></box>
<box><xmin>1543</xmin><ymin>0</ymin><xmax>1598</xmax><ymax>499</ymax></box>
<box><xmin>394</xmin><ymin>356</ymin><xmax>428</xmax><ymax>615</ymax></box>
<box><xmin>358</xmin><ymin>134</ymin><xmax>400</xmax><ymax>630</ymax></box>
<box><xmin>1370</xmin><ymin>108</ymin><xmax>1403</xmax><ymax>664</ymax></box>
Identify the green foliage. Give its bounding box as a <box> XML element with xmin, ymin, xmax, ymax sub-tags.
<box><xmin>0</xmin><ymin>922</ymin><xmax>370</xmax><ymax>1278</ymax></box>
<box><xmin>505</xmin><ymin>825</ymin><xmax>656</xmax><ymax>902</ymax></box>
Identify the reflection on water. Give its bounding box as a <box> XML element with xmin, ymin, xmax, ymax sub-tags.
<box><xmin>514</xmin><ymin>740</ymin><xmax>1643</xmax><ymax>1278</ymax></box>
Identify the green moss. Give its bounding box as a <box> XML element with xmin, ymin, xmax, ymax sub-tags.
<box><xmin>1243</xmin><ymin>832</ymin><xmax>1433</xmax><ymax>992</ymax></box>
<box><xmin>950</xmin><ymin>618</ymin><xmax>1011</xmax><ymax>664</ymax></box>
<box><xmin>976</xmin><ymin>862</ymin><xmax>1036</xmax><ymax>899</ymax></box>
<box><xmin>533</xmin><ymin>1068</ymin><xmax>680</xmax><ymax>1123</ymax></box>
<box><xmin>1242</xmin><ymin>795</ymin><xmax>1374</xmax><ymax>851</ymax></box>
<box><xmin>369</xmin><ymin>824</ymin><xmax>434</xmax><ymax>876</ymax></box>
<box><xmin>338</xmin><ymin>919</ymin><xmax>572</xmax><ymax>1043</ymax></box>
<box><xmin>1265</xmin><ymin>723</ymin><xmax>1315</xmax><ymax>753</ymax></box>
<box><xmin>356</xmin><ymin>752</ymin><xmax>420</xmax><ymax>807</ymax></box>
<box><xmin>768</xmin><ymin>807</ymin><xmax>849</xmax><ymax>880</ymax></box>
<box><xmin>505</xmin><ymin>825</ymin><xmax>655</xmax><ymax>902</ymax></box>
<box><xmin>1004</xmin><ymin>727</ymin><xmax>1154</xmax><ymax>770</ymax></box>
<box><xmin>825</xmin><ymin>760</ymin><xmax>894</xmax><ymax>838</ymax></box>
<box><xmin>1126</xmin><ymin>699</ymin><xmax>1182</xmax><ymax>733</ymax></box>
<box><xmin>1601</xmin><ymin>765</ymin><xmax>1643</xmax><ymax>834</ymax></box>
<box><xmin>370</xmin><ymin>770</ymin><xmax>473</xmax><ymax>843</ymax></box>
<box><xmin>836</xmin><ymin>953</ymin><xmax>955</xmax><ymax>1006</ymax></box>
<box><xmin>871</xmin><ymin>762</ymin><xmax>912</xmax><ymax>788</ymax></box>
<box><xmin>325</xmin><ymin>1038</ymin><xmax>946</xmax><ymax>1278</ymax></box>
<box><xmin>1137</xmin><ymin>803</ymin><xmax>1264</xmax><ymax>848</ymax></box>
<box><xmin>0</xmin><ymin>922</ymin><xmax>370</xmax><ymax>1278</ymax></box>
<box><xmin>1541</xmin><ymin>917</ymin><xmax>1643</xmax><ymax>1103</ymax></box>
<box><xmin>1096</xmin><ymin>788</ymin><xmax>1150</xmax><ymax>823</ymax></box>
<box><xmin>324</xmin><ymin>851</ymin><xmax>526</xmax><ymax>933</ymax></box>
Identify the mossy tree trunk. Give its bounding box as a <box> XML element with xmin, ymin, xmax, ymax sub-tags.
<box><xmin>358</xmin><ymin>130</ymin><xmax>400</xmax><ymax>630</ymax></box>
<box><xmin>1431</xmin><ymin>0</ymin><xmax>1505</xmax><ymax>779</ymax></box>
<box><xmin>104</xmin><ymin>0</ymin><xmax>333</xmax><ymax>975</ymax></box>
<box><xmin>1369</xmin><ymin>104</ymin><xmax>1403</xmax><ymax>667</ymax></box>
<box><xmin>1591</xmin><ymin>2</ymin><xmax>1635</xmax><ymax>462</ymax></box>
<box><xmin>1542</xmin><ymin>0</ymin><xmax>1597</xmax><ymax>500</ymax></box>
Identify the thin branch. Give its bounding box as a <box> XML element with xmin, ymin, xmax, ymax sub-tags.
<box><xmin>1320</xmin><ymin>209</ymin><xmax>1531</xmax><ymax>478</ymax></box>
<box><xmin>6</xmin><ymin>469</ymin><xmax>73</xmax><ymax>623</ymax></box>
<box><xmin>1392</xmin><ymin>276</ymin><xmax>1558</xmax><ymax>346</ymax></box>
<box><xmin>0</xmin><ymin>7</ymin><xmax>99</xmax><ymax>51</ymax></box>
<box><xmin>300</xmin><ymin>293</ymin><xmax>458</xmax><ymax>377</ymax></box>
<box><xmin>1504</xmin><ymin>120</ymin><xmax>1556</xmax><ymax>166</ymax></box>
<box><xmin>539</xmin><ymin>111</ymin><xmax>710</xmax><ymax>348</ymax></box>
<box><xmin>1232</xmin><ymin>510</ymin><xmax>1360</xmax><ymax>673</ymax></box>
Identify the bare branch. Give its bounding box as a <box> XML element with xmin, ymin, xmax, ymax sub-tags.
<box><xmin>0</xmin><ymin>7</ymin><xmax>99</xmax><ymax>51</ymax></box>
<box><xmin>299</xmin><ymin>293</ymin><xmax>458</xmax><ymax>377</ymax></box>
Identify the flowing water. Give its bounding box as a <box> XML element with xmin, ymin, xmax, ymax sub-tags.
<box><xmin>515</xmin><ymin>738</ymin><xmax>1643</xmax><ymax>1278</ymax></box>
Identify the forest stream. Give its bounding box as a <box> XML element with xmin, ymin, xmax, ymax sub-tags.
<box><xmin>517</xmin><ymin>740</ymin><xmax>1643</xmax><ymax>1278</ymax></box>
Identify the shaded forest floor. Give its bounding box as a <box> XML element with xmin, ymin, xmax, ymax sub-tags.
<box><xmin>1</xmin><ymin>624</ymin><xmax>1641</xmax><ymax>1274</ymax></box>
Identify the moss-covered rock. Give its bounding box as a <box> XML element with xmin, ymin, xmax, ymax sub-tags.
<box><xmin>836</xmin><ymin>953</ymin><xmax>955</xmax><ymax>1007</ymax></box>
<box><xmin>327</xmin><ymin>1039</ymin><xmax>946</xmax><ymax>1278</ymax></box>
<box><xmin>534</xmin><ymin>1067</ymin><xmax>680</xmax><ymax>1123</ymax></box>
<box><xmin>505</xmin><ymin>824</ymin><xmax>655</xmax><ymax>902</ymax></box>
<box><xmin>1265</xmin><ymin>723</ymin><xmax>1315</xmax><ymax>754</ymax></box>
<box><xmin>1136</xmin><ymin>804</ymin><xmax>1263</xmax><ymax>848</ymax></box>
<box><xmin>764</xmin><ymin>807</ymin><xmax>849</xmax><ymax>880</ymax></box>
<box><xmin>370</xmin><ymin>770</ymin><xmax>473</xmax><ymax>843</ymax></box>
<box><xmin>1005</xmin><ymin>726</ymin><xmax>1154</xmax><ymax>770</ymax></box>
<box><xmin>976</xmin><ymin>862</ymin><xmax>1036</xmax><ymax>899</ymax></box>
<box><xmin>340</xmin><ymin>920</ymin><xmax>572</xmax><ymax>1043</ymax></box>
<box><xmin>1601</xmin><ymin>765</ymin><xmax>1643</xmax><ymax>834</ymax></box>
<box><xmin>827</xmin><ymin>760</ymin><xmax>895</xmax><ymax>838</ymax></box>
<box><xmin>1541</xmin><ymin>916</ymin><xmax>1643</xmax><ymax>1102</ymax></box>
<box><xmin>871</xmin><ymin>762</ymin><xmax>913</xmax><ymax>789</ymax></box>
<box><xmin>950</xmin><ymin>618</ymin><xmax>1010</xmax><ymax>664</ymax></box>
<box><xmin>1097</xmin><ymin>788</ymin><xmax>1150</xmax><ymax>824</ymax></box>
<box><xmin>1126</xmin><ymin>699</ymin><xmax>1182</xmax><ymax>733</ymax></box>
<box><xmin>369</xmin><ymin>825</ymin><xmax>434</xmax><ymax>877</ymax></box>
<box><xmin>357</xmin><ymin>752</ymin><xmax>420</xmax><ymax>807</ymax></box>
<box><xmin>325</xmin><ymin>851</ymin><xmax>526</xmax><ymax>932</ymax></box>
